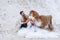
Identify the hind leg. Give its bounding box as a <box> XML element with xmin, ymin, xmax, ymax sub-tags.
<box><xmin>48</xmin><ymin>17</ymin><xmax>53</xmax><ymax>31</ymax></box>
<box><xmin>50</xmin><ymin>16</ymin><xmax>52</xmax><ymax>25</ymax></box>
<box><xmin>48</xmin><ymin>24</ymin><xmax>53</xmax><ymax>31</ymax></box>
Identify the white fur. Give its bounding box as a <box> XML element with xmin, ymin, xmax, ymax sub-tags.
<box><xmin>35</xmin><ymin>20</ymin><xmax>42</xmax><ymax>27</ymax></box>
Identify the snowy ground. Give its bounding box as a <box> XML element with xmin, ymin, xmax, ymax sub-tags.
<box><xmin>0</xmin><ymin>0</ymin><xmax>60</xmax><ymax>40</ymax></box>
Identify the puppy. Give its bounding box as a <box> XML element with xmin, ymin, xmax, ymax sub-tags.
<box><xmin>30</xmin><ymin>10</ymin><xmax>53</xmax><ymax>31</ymax></box>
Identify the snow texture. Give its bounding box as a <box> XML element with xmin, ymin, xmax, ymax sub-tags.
<box><xmin>0</xmin><ymin>0</ymin><xmax>60</xmax><ymax>40</ymax></box>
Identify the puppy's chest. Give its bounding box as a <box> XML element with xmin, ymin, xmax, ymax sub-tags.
<box><xmin>29</xmin><ymin>16</ymin><xmax>42</xmax><ymax>26</ymax></box>
<box><xmin>35</xmin><ymin>19</ymin><xmax>42</xmax><ymax>27</ymax></box>
<box><xmin>29</xmin><ymin>16</ymin><xmax>35</xmax><ymax>20</ymax></box>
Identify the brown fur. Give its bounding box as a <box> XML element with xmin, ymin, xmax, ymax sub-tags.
<box><xmin>30</xmin><ymin>10</ymin><xmax>53</xmax><ymax>31</ymax></box>
<box><xmin>30</xmin><ymin>10</ymin><xmax>39</xmax><ymax>20</ymax></box>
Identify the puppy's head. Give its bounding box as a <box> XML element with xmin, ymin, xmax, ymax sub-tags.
<box><xmin>29</xmin><ymin>10</ymin><xmax>39</xmax><ymax>20</ymax></box>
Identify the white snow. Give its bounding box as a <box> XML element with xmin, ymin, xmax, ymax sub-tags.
<box><xmin>0</xmin><ymin>0</ymin><xmax>60</xmax><ymax>39</ymax></box>
<box><xmin>17</xmin><ymin>26</ymin><xmax>60</xmax><ymax>38</ymax></box>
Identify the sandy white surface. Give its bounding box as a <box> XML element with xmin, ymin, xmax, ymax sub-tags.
<box><xmin>0</xmin><ymin>0</ymin><xmax>60</xmax><ymax>40</ymax></box>
<box><xmin>17</xmin><ymin>28</ymin><xmax>60</xmax><ymax>38</ymax></box>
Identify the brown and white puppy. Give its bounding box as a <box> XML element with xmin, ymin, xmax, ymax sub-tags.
<box><xmin>30</xmin><ymin>10</ymin><xmax>53</xmax><ymax>31</ymax></box>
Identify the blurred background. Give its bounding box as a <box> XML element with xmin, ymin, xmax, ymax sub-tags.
<box><xmin>0</xmin><ymin>0</ymin><xmax>60</xmax><ymax>40</ymax></box>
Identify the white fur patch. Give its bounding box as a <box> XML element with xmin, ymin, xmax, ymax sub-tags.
<box><xmin>35</xmin><ymin>20</ymin><xmax>42</xmax><ymax>27</ymax></box>
<box><xmin>29</xmin><ymin>15</ymin><xmax>42</xmax><ymax>27</ymax></box>
<box><xmin>29</xmin><ymin>15</ymin><xmax>35</xmax><ymax>20</ymax></box>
